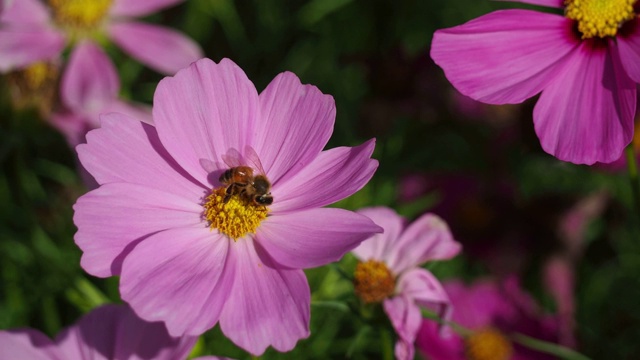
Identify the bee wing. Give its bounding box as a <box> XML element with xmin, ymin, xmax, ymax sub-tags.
<box><xmin>199</xmin><ymin>158</ymin><xmax>217</xmax><ymax>174</ymax></box>
<box><xmin>221</xmin><ymin>148</ymin><xmax>244</xmax><ymax>168</ymax></box>
<box><xmin>243</xmin><ymin>145</ymin><xmax>267</xmax><ymax>176</ymax></box>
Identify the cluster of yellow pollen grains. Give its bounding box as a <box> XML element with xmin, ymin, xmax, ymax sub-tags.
<box><xmin>202</xmin><ymin>187</ymin><xmax>268</xmax><ymax>241</ymax></box>
<box><xmin>353</xmin><ymin>260</ymin><xmax>396</xmax><ymax>303</ymax></box>
<box><xmin>565</xmin><ymin>0</ymin><xmax>636</xmax><ymax>39</ymax></box>
<box><xmin>48</xmin><ymin>0</ymin><xmax>112</xmax><ymax>30</ymax></box>
<box><xmin>465</xmin><ymin>327</ymin><xmax>513</xmax><ymax>360</ymax></box>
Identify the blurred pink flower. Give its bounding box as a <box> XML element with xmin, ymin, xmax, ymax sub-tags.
<box><xmin>416</xmin><ymin>277</ymin><xmax>560</xmax><ymax>360</ymax></box>
<box><xmin>73</xmin><ymin>58</ymin><xmax>381</xmax><ymax>355</ymax></box>
<box><xmin>0</xmin><ymin>0</ymin><xmax>202</xmax><ymax>75</ymax></box>
<box><xmin>0</xmin><ymin>304</ymin><xmax>211</xmax><ymax>360</ymax></box>
<box><xmin>50</xmin><ymin>40</ymin><xmax>151</xmax><ymax>148</ymax></box>
<box><xmin>352</xmin><ymin>207</ymin><xmax>461</xmax><ymax>360</ymax></box>
<box><xmin>431</xmin><ymin>0</ymin><xmax>640</xmax><ymax>165</ymax></box>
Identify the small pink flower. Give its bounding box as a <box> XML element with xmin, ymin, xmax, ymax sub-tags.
<box><xmin>0</xmin><ymin>304</ymin><xmax>210</xmax><ymax>360</ymax></box>
<box><xmin>352</xmin><ymin>207</ymin><xmax>461</xmax><ymax>360</ymax></box>
<box><xmin>50</xmin><ymin>40</ymin><xmax>151</xmax><ymax>148</ymax></box>
<box><xmin>416</xmin><ymin>277</ymin><xmax>560</xmax><ymax>360</ymax></box>
<box><xmin>73</xmin><ymin>58</ymin><xmax>381</xmax><ymax>355</ymax></box>
<box><xmin>431</xmin><ymin>0</ymin><xmax>640</xmax><ymax>164</ymax></box>
<box><xmin>0</xmin><ymin>0</ymin><xmax>202</xmax><ymax>75</ymax></box>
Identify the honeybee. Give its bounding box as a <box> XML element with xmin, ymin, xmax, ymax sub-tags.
<box><xmin>218</xmin><ymin>147</ymin><xmax>273</xmax><ymax>206</ymax></box>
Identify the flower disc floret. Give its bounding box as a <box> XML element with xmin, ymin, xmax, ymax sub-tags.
<box><xmin>203</xmin><ymin>187</ymin><xmax>268</xmax><ymax>240</ymax></box>
<box><xmin>48</xmin><ymin>0</ymin><xmax>112</xmax><ymax>30</ymax></box>
<box><xmin>464</xmin><ymin>327</ymin><xmax>513</xmax><ymax>360</ymax></box>
<box><xmin>565</xmin><ymin>0</ymin><xmax>636</xmax><ymax>38</ymax></box>
<box><xmin>353</xmin><ymin>260</ymin><xmax>396</xmax><ymax>303</ymax></box>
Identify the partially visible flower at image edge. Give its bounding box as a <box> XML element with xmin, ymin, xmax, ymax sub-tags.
<box><xmin>352</xmin><ymin>207</ymin><xmax>462</xmax><ymax>360</ymax></box>
<box><xmin>431</xmin><ymin>0</ymin><xmax>640</xmax><ymax>165</ymax></box>
<box><xmin>73</xmin><ymin>58</ymin><xmax>382</xmax><ymax>355</ymax></box>
<box><xmin>0</xmin><ymin>0</ymin><xmax>202</xmax><ymax>75</ymax></box>
<box><xmin>416</xmin><ymin>277</ymin><xmax>561</xmax><ymax>360</ymax></box>
<box><xmin>0</xmin><ymin>304</ymin><xmax>232</xmax><ymax>360</ymax></box>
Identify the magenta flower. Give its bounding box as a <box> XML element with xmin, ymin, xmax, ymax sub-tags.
<box><xmin>431</xmin><ymin>0</ymin><xmax>640</xmax><ymax>164</ymax></box>
<box><xmin>50</xmin><ymin>40</ymin><xmax>151</xmax><ymax>147</ymax></box>
<box><xmin>416</xmin><ymin>277</ymin><xmax>560</xmax><ymax>360</ymax></box>
<box><xmin>351</xmin><ymin>207</ymin><xmax>461</xmax><ymax>360</ymax></box>
<box><xmin>73</xmin><ymin>58</ymin><xmax>381</xmax><ymax>355</ymax></box>
<box><xmin>0</xmin><ymin>304</ymin><xmax>203</xmax><ymax>360</ymax></box>
<box><xmin>0</xmin><ymin>0</ymin><xmax>202</xmax><ymax>75</ymax></box>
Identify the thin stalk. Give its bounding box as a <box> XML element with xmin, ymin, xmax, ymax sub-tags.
<box><xmin>512</xmin><ymin>333</ymin><xmax>591</xmax><ymax>360</ymax></box>
<box><xmin>625</xmin><ymin>144</ymin><xmax>640</xmax><ymax>223</ymax></box>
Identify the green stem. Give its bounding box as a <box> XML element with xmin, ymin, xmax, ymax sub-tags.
<box><xmin>380</xmin><ymin>328</ymin><xmax>394</xmax><ymax>360</ymax></box>
<box><xmin>625</xmin><ymin>144</ymin><xmax>640</xmax><ymax>222</ymax></box>
<box><xmin>512</xmin><ymin>333</ymin><xmax>591</xmax><ymax>360</ymax></box>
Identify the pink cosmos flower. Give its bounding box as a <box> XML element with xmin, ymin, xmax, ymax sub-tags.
<box><xmin>351</xmin><ymin>207</ymin><xmax>461</xmax><ymax>360</ymax></box>
<box><xmin>0</xmin><ymin>0</ymin><xmax>202</xmax><ymax>75</ymax></box>
<box><xmin>73</xmin><ymin>58</ymin><xmax>382</xmax><ymax>355</ymax></box>
<box><xmin>0</xmin><ymin>304</ymin><xmax>218</xmax><ymax>360</ymax></box>
<box><xmin>416</xmin><ymin>277</ymin><xmax>560</xmax><ymax>360</ymax></box>
<box><xmin>431</xmin><ymin>0</ymin><xmax>640</xmax><ymax>165</ymax></box>
<box><xmin>50</xmin><ymin>40</ymin><xmax>151</xmax><ymax>148</ymax></box>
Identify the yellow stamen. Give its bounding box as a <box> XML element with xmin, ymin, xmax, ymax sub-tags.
<box><xmin>7</xmin><ymin>62</ymin><xmax>59</xmax><ymax>116</ymax></box>
<box><xmin>353</xmin><ymin>260</ymin><xmax>396</xmax><ymax>303</ymax></box>
<box><xmin>465</xmin><ymin>327</ymin><xmax>513</xmax><ymax>360</ymax></box>
<box><xmin>48</xmin><ymin>0</ymin><xmax>112</xmax><ymax>30</ymax></box>
<box><xmin>202</xmin><ymin>187</ymin><xmax>268</xmax><ymax>241</ymax></box>
<box><xmin>565</xmin><ymin>0</ymin><xmax>636</xmax><ymax>39</ymax></box>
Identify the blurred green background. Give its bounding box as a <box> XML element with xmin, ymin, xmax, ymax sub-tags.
<box><xmin>1</xmin><ymin>0</ymin><xmax>639</xmax><ymax>358</ymax></box>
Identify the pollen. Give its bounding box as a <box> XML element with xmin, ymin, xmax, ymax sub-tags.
<box><xmin>353</xmin><ymin>260</ymin><xmax>396</xmax><ymax>303</ymax></box>
<box><xmin>202</xmin><ymin>187</ymin><xmax>268</xmax><ymax>241</ymax></box>
<box><xmin>565</xmin><ymin>0</ymin><xmax>636</xmax><ymax>39</ymax></box>
<box><xmin>465</xmin><ymin>327</ymin><xmax>513</xmax><ymax>360</ymax></box>
<box><xmin>48</xmin><ymin>0</ymin><xmax>112</xmax><ymax>30</ymax></box>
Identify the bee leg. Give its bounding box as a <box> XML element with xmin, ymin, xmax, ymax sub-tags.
<box><xmin>223</xmin><ymin>184</ymin><xmax>235</xmax><ymax>203</ymax></box>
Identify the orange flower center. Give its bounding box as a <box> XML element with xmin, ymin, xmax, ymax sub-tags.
<box><xmin>202</xmin><ymin>187</ymin><xmax>268</xmax><ymax>240</ymax></box>
<box><xmin>565</xmin><ymin>0</ymin><xmax>636</xmax><ymax>38</ymax></box>
<box><xmin>353</xmin><ymin>260</ymin><xmax>396</xmax><ymax>303</ymax></box>
<box><xmin>465</xmin><ymin>327</ymin><xmax>513</xmax><ymax>360</ymax></box>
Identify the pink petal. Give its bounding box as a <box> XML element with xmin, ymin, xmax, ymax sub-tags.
<box><xmin>431</xmin><ymin>10</ymin><xmax>578</xmax><ymax>104</ymax></box>
<box><xmin>256</xmin><ymin>208</ymin><xmax>382</xmax><ymax>269</ymax></box>
<box><xmin>444</xmin><ymin>280</ymin><xmax>506</xmax><ymax>329</ymax></box>
<box><xmin>101</xmin><ymin>99</ymin><xmax>153</xmax><ymax>125</ymax></box>
<box><xmin>254</xmin><ymin>72</ymin><xmax>335</xmax><ymax>184</ymax></box>
<box><xmin>152</xmin><ymin>58</ymin><xmax>259</xmax><ymax>184</ymax></box>
<box><xmin>219</xmin><ymin>240</ymin><xmax>310</xmax><ymax>355</ymax></box>
<box><xmin>78</xmin><ymin>112</ymin><xmax>208</xmax><ymax>193</ymax></box>
<box><xmin>120</xmin><ymin>228</ymin><xmax>234</xmax><ymax>337</ymax></box>
<box><xmin>388</xmin><ymin>213</ymin><xmax>461</xmax><ymax>274</ymax></box>
<box><xmin>62</xmin><ymin>41</ymin><xmax>119</xmax><ymax>114</ymax></box>
<box><xmin>533</xmin><ymin>40</ymin><xmax>636</xmax><ymax>164</ymax></box>
<box><xmin>494</xmin><ymin>0</ymin><xmax>563</xmax><ymax>7</ymax></box>
<box><xmin>56</xmin><ymin>304</ymin><xmax>197</xmax><ymax>360</ymax></box>
<box><xmin>73</xmin><ymin>183</ymin><xmax>203</xmax><ymax>277</ymax></box>
<box><xmin>0</xmin><ymin>0</ymin><xmax>51</xmax><ymax>25</ymax></box>
<box><xmin>270</xmin><ymin>139</ymin><xmax>378</xmax><ymax>213</ymax></box>
<box><xmin>0</xmin><ymin>329</ymin><xmax>61</xmax><ymax>360</ymax></box>
<box><xmin>415</xmin><ymin>320</ymin><xmax>464</xmax><ymax>360</ymax></box>
<box><xmin>617</xmin><ymin>19</ymin><xmax>640</xmax><ymax>83</ymax></box>
<box><xmin>0</xmin><ymin>28</ymin><xmax>65</xmax><ymax>72</ymax></box>
<box><xmin>108</xmin><ymin>21</ymin><xmax>203</xmax><ymax>75</ymax></box>
<box><xmin>110</xmin><ymin>0</ymin><xmax>185</xmax><ymax>17</ymax></box>
<box><xmin>352</xmin><ymin>207</ymin><xmax>406</xmax><ymax>264</ymax></box>
<box><xmin>383</xmin><ymin>296</ymin><xmax>421</xmax><ymax>360</ymax></box>
<box><xmin>397</xmin><ymin>268</ymin><xmax>452</xmax><ymax>322</ymax></box>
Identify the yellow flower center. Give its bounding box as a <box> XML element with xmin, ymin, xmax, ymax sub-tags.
<box><xmin>7</xmin><ymin>62</ymin><xmax>59</xmax><ymax>116</ymax></box>
<box><xmin>565</xmin><ymin>0</ymin><xmax>636</xmax><ymax>39</ymax></box>
<box><xmin>202</xmin><ymin>187</ymin><xmax>268</xmax><ymax>241</ymax></box>
<box><xmin>353</xmin><ymin>260</ymin><xmax>396</xmax><ymax>303</ymax></box>
<box><xmin>465</xmin><ymin>328</ymin><xmax>513</xmax><ymax>360</ymax></box>
<box><xmin>48</xmin><ymin>0</ymin><xmax>112</xmax><ymax>30</ymax></box>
